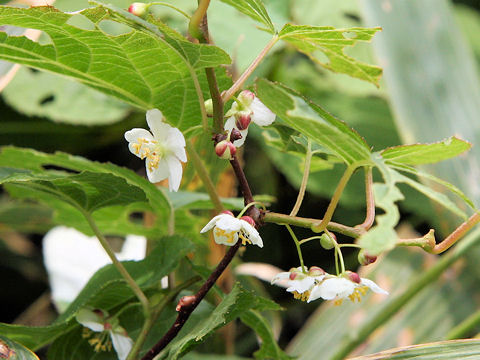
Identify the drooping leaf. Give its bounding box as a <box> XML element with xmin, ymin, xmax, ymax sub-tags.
<box><xmin>241</xmin><ymin>310</ymin><xmax>293</xmax><ymax>360</ymax></box>
<box><xmin>278</xmin><ymin>24</ymin><xmax>382</xmax><ymax>85</ymax></box>
<box><xmin>218</xmin><ymin>0</ymin><xmax>275</xmax><ymax>33</ymax></box>
<box><xmin>0</xmin><ymin>323</ymin><xmax>71</xmax><ymax>351</ymax></box>
<box><xmin>256</xmin><ymin>79</ymin><xmax>372</xmax><ymax>166</ymax></box>
<box><xmin>350</xmin><ymin>339</ymin><xmax>480</xmax><ymax>360</ymax></box>
<box><xmin>381</xmin><ymin>137</ymin><xmax>471</xmax><ymax>165</ymax></box>
<box><xmin>0</xmin><ymin>5</ymin><xmax>230</xmax><ymax>130</ymax></box>
<box><xmin>0</xmin><ymin>335</ymin><xmax>40</xmax><ymax>360</ymax></box>
<box><xmin>3</xmin><ymin>66</ymin><xmax>130</xmax><ymax>125</ymax></box>
<box><xmin>0</xmin><ymin>147</ymin><xmax>171</xmax><ymax>236</ymax></box>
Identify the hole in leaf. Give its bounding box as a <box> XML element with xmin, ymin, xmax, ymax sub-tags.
<box><xmin>98</xmin><ymin>20</ymin><xmax>132</xmax><ymax>36</ymax></box>
<box><xmin>343</xmin><ymin>31</ymin><xmax>358</xmax><ymax>39</ymax></box>
<box><xmin>39</xmin><ymin>94</ymin><xmax>55</xmax><ymax>105</ymax></box>
<box><xmin>128</xmin><ymin>211</ymin><xmax>144</xmax><ymax>224</ymax></box>
<box><xmin>41</xmin><ymin>165</ymin><xmax>79</xmax><ymax>174</ymax></box>
<box><xmin>344</xmin><ymin>12</ymin><xmax>361</xmax><ymax>22</ymax></box>
<box><xmin>29</xmin><ymin>67</ymin><xmax>39</xmax><ymax>74</ymax></box>
<box><xmin>66</xmin><ymin>14</ymin><xmax>95</xmax><ymax>31</ymax></box>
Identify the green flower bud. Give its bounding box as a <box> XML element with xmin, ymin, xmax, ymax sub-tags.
<box><xmin>319</xmin><ymin>233</ymin><xmax>335</xmax><ymax>250</ymax></box>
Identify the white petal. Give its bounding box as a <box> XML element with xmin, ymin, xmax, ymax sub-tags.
<box><xmin>286</xmin><ymin>277</ymin><xmax>315</xmax><ymax>293</ymax></box>
<box><xmin>166</xmin><ymin>127</ymin><xmax>186</xmax><ymax>149</ymax></box>
<box><xmin>200</xmin><ymin>214</ymin><xmax>224</xmax><ymax>233</ymax></box>
<box><xmin>271</xmin><ymin>271</ymin><xmax>291</xmax><ymax>285</ymax></box>
<box><xmin>308</xmin><ymin>277</ymin><xmax>355</xmax><ymax>302</ymax></box>
<box><xmin>214</xmin><ymin>231</ymin><xmax>239</xmax><ymax>246</ymax></box>
<box><xmin>166</xmin><ymin>155</ymin><xmax>183</xmax><ymax>192</ymax></box>
<box><xmin>224</xmin><ymin>116</ymin><xmax>248</xmax><ymax>147</ymax></box>
<box><xmin>146</xmin><ymin>158</ymin><xmax>170</xmax><ymax>183</ymax></box>
<box><xmin>76</xmin><ymin>309</ymin><xmax>104</xmax><ymax>332</ymax></box>
<box><xmin>172</xmin><ymin>146</ymin><xmax>187</xmax><ymax>163</ymax></box>
<box><xmin>215</xmin><ymin>215</ymin><xmax>242</xmax><ymax>232</ymax></box>
<box><xmin>250</xmin><ymin>97</ymin><xmax>275</xmax><ymax>126</ymax></box>
<box><xmin>361</xmin><ymin>278</ymin><xmax>389</xmax><ymax>295</ymax></box>
<box><xmin>110</xmin><ymin>332</ymin><xmax>134</xmax><ymax>360</ymax></box>
<box><xmin>240</xmin><ymin>220</ymin><xmax>263</xmax><ymax>247</ymax></box>
<box><xmin>117</xmin><ymin>235</ymin><xmax>147</xmax><ymax>261</ymax></box>
<box><xmin>124</xmin><ymin>128</ymin><xmax>154</xmax><ymax>143</ymax></box>
<box><xmin>146</xmin><ymin>109</ymin><xmax>171</xmax><ymax>141</ymax></box>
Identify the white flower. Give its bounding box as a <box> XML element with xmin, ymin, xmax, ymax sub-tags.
<box><xmin>124</xmin><ymin>109</ymin><xmax>186</xmax><ymax>191</ymax></box>
<box><xmin>43</xmin><ymin>226</ymin><xmax>147</xmax><ymax>312</ymax></box>
<box><xmin>308</xmin><ymin>271</ymin><xmax>388</xmax><ymax>305</ymax></box>
<box><xmin>200</xmin><ymin>211</ymin><xmax>263</xmax><ymax>247</ymax></box>
<box><xmin>224</xmin><ymin>90</ymin><xmax>275</xmax><ymax>147</ymax></box>
<box><xmin>271</xmin><ymin>266</ymin><xmax>326</xmax><ymax>301</ymax></box>
<box><xmin>76</xmin><ymin>308</ymin><xmax>133</xmax><ymax>360</ymax></box>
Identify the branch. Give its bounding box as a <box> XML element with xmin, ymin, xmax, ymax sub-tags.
<box><xmin>356</xmin><ymin>167</ymin><xmax>375</xmax><ymax>230</ymax></box>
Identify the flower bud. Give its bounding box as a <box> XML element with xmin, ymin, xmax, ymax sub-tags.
<box><xmin>345</xmin><ymin>271</ymin><xmax>361</xmax><ymax>284</ymax></box>
<box><xmin>204</xmin><ymin>99</ymin><xmax>213</xmax><ymax>116</ymax></box>
<box><xmin>240</xmin><ymin>215</ymin><xmax>255</xmax><ymax>227</ymax></box>
<box><xmin>221</xmin><ymin>210</ymin><xmax>234</xmax><ymax>217</ymax></box>
<box><xmin>176</xmin><ymin>295</ymin><xmax>196</xmax><ymax>311</ymax></box>
<box><xmin>215</xmin><ymin>140</ymin><xmax>236</xmax><ymax>160</ymax></box>
<box><xmin>128</xmin><ymin>2</ymin><xmax>150</xmax><ymax>17</ymax></box>
<box><xmin>319</xmin><ymin>233</ymin><xmax>335</xmax><ymax>250</ymax></box>
<box><xmin>230</xmin><ymin>128</ymin><xmax>243</xmax><ymax>142</ymax></box>
<box><xmin>357</xmin><ymin>250</ymin><xmax>377</xmax><ymax>266</ymax></box>
<box><xmin>235</xmin><ymin>113</ymin><xmax>251</xmax><ymax>130</ymax></box>
<box><xmin>308</xmin><ymin>266</ymin><xmax>325</xmax><ymax>277</ymax></box>
<box><xmin>238</xmin><ymin>90</ymin><xmax>255</xmax><ymax>105</ymax></box>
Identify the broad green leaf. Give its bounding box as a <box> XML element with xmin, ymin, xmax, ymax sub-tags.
<box><xmin>0</xmin><ymin>5</ymin><xmax>230</xmax><ymax>130</ymax></box>
<box><xmin>351</xmin><ymin>339</ymin><xmax>480</xmax><ymax>359</ymax></box>
<box><xmin>256</xmin><ymin>79</ymin><xmax>372</xmax><ymax>166</ymax></box>
<box><xmin>218</xmin><ymin>0</ymin><xmax>275</xmax><ymax>33</ymax></box>
<box><xmin>168</xmin><ymin>191</ymin><xmax>275</xmax><ymax>210</ymax></box>
<box><xmin>278</xmin><ymin>24</ymin><xmax>382</xmax><ymax>86</ymax></box>
<box><xmin>241</xmin><ymin>311</ymin><xmax>293</xmax><ymax>360</ymax></box>
<box><xmin>0</xmin><ymin>200</ymin><xmax>53</xmax><ymax>233</ymax></box>
<box><xmin>0</xmin><ymin>147</ymin><xmax>171</xmax><ymax>235</ymax></box>
<box><xmin>0</xmin><ymin>169</ymin><xmax>146</xmax><ymax>214</ymax></box>
<box><xmin>184</xmin><ymin>353</ymin><xmax>249</xmax><ymax>360</ymax></box>
<box><xmin>381</xmin><ymin>137</ymin><xmax>471</xmax><ymax>165</ymax></box>
<box><xmin>0</xmin><ymin>336</ymin><xmax>39</xmax><ymax>360</ymax></box>
<box><xmin>3</xmin><ymin>67</ymin><xmax>130</xmax><ymax>125</ymax></box>
<box><xmin>56</xmin><ymin>235</ymin><xmax>193</xmax><ymax>323</ymax></box>
<box><xmin>0</xmin><ymin>323</ymin><xmax>70</xmax><ymax>351</ymax></box>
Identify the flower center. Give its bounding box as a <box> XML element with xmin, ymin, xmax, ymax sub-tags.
<box><xmin>132</xmin><ymin>138</ymin><xmax>169</xmax><ymax>171</ymax></box>
<box><xmin>348</xmin><ymin>286</ymin><xmax>368</xmax><ymax>303</ymax></box>
<box><xmin>238</xmin><ymin>230</ymin><xmax>252</xmax><ymax>245</ymax></box>
<box><xmin>292</xmin><ymin>290</ymin><xmax>310</xmax><ymax>302</ymax></box>
<box><xmin>82</xmin><ymin>328</ymin><xmax>112</xmax><ymax>353</ymax></box>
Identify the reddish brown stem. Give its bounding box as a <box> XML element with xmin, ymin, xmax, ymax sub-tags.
<box><xmin>356</xmin><ymin>167</ymin><xmax>375</xmax><ymax>230</ymax></box>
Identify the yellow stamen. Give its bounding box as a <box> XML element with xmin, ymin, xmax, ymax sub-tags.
<box><xmin>214</xmin><ymin>228</ymin><xmax>237</xmax><ymax>244</ymax></box>
<box><xmin>334</xmin><ymin>299</ymin><xmax>343</xmax><ymax>306</ymax></box>
<box><xmin>239</xmin><ymin>232</ymin><xmax>251</xmax><ymax>245</ymax></box>
<box><xmin>292</xmin><ymin>290</ymin><xmax>310</xmax><ymax>302</ymax></box>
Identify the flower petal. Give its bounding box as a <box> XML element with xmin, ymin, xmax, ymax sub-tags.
<box><xmin>361</xmin><ymin>278</ymin><xmax>389</xmax><ymax>295</ymax></box>
<box><xmin>110</xmin><ymin>332</ymin><xmax>134</xmax><ymax>360</ymax></box>
<box><xmin>146</xmin><ymin>109</ymin><xmax>170</xmax><ymax>141</ymax></box>
<box><xmin>166</xmin><ymin>127</ymin><xmax>186</xmax><ymax>149</ymax></box>
<box><xmin>240</xmin><ymin>220</ymin><xmax>263</xmax><ymax>247</ymax></box>
<box><xmin>166</xmin><ymin>155</ymin><xmax>183</xmax><ymax>192</ymax></box>
<box><xmin>146</xmin><ymin>157</ymin><xmax>170</xmax><ymax>183</ymax></box>
<box><xmin>250</xmin><ymin>97</ymin><xmax>275</xmax><ymax>126</ymax></box>
<box><xmin>200</xmin><ymin>214</ymin><xmax>223</xmax><ymax>233</ymax></box>
<box><xmin>286</xmin><ymin>277</ymin><xmax>315</xmax><ymax>294</ymax></box>
<box><xmin>224</xmin><ymin>116</ymin><xmax>248</xmax><ymax>147</ymax></box>
<box><xmin>124</xmin><ymin>128</ymin><xmax>154</xmax><ymax>144</ymax></box>
<box><xmin>271</xmin><ymin>271</ymin><xmax>291</xmax><ymax>285</ymax></box>
<box><xmin>215</xmin><ymin>215</ymin><xmax>242</xmax><ymax>232</ymax></box>
<box><xmin>308</xmin><ymin>277</ymin><xmax>355</xmax><ymax>302</ymax></box>
<box><xmin>76</xmin><ymin>308</ymin><xmax>104</xmax><ymax>332</ymax></box>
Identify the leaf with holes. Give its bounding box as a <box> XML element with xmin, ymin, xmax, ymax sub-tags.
<box><xmin>256</xmin><ymin>79</ymin><xmax>372</xmax><ymax>165</ymax></box>
<box><xmin>0</xmin><ymin>336</ymin><xmax>40</xmax><ymax>360</ymax></box>
<box><xmin>279</xmin><ymin>24</ymin><xmax>382</xmax><ymax>85</ymax></box>
<box><xmin>0</xmin><ymin>5</ymin><xmax>230</xmax><ymax>130</ymax></box>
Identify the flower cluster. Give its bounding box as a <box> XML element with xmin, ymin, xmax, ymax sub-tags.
<box><xmin>201</xmin><ymin>211</ymin><xmax>263</xmax><ymax>247</ymax></box>
<box><xmin>272</xmin><ymin>267</ymin><xmax>388</xmax><ymax>304</ymax></box>
<box><xmin>125</xmin><ymin>109</ymin><xmax>186</xmax><ymax>191</ymax></box>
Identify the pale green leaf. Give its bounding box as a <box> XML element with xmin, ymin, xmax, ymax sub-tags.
<box><xmin>0</xmin><ymin>336</ymin><xmax>39</xmax><ymax>360</ymax></box>
<box><xmin>218</xmin><ymin>0</ymin><xmax>275</xmax><ymax>33</ymax></box>
<box><xmin>0</xmin><ymin>5</ymin><xmax>230</xmax><ymax>130</ymax></box>
<box><xmin>351</xmin><ymin>339</ymin><xmax>480</xmax><ymax>360</ymax></box>
<box><xmin>256</xmin><ymin>79</ymin><xmax>372</xmax><ymax>165</ymax></box>
<box><xmin>278</xmin><ymin>24</ymin><xmax>382</xmax><ymax>85</ymax></box>
<box><xmin>3</xmin><ymin>67</ymin><xmax>130</xmax><ymax>125</ymax></box>
<box><xmin>381</xmin><ymin>137</ymin><xmax>471</xmax><ymax>165</ymax></box>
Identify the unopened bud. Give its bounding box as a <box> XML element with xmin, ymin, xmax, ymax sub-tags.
<box><xmin>204</xmin><ymin>99</ymin><xmax>213</xmax><ymax>116</ymax></box>
<box><xmin>235</xmin><ymin>113</ymin><xmax>251</xmax><ymax>130</ymax></box>
<box><xmin>221</xmin><ymin>210</ymin><xmax>234</xmax><ymax>217</ymax></box>
<box><xmin>345</xmin><ymin>271</ymin><xmax>361</xmax><ymax>284</ymax></box>
<box><xmin>240</xmin><ymin>215</ymin><xmax>255</xmax><ymax>227</ymax></box>
<box><xmin>358</xmin><ymin>250</ymin><xmax>377</xmax><ymax>266</ymax></box>
<box><xmin>128</xmin><ymin>2</ymin><xmax>149</xmax><ymax>17</ymax></box>
<box><xmin>215</xmin><ymin>140</ymin><xmax>236</xmax><ymax>160</ymax></box>
<box><xmin>230</xmin><ymin>128</ymin><xmax>243</xmax><ymax>141</ymax></box>
<box><xmin>319</xmin><ymin>233</ymin><xmax>335</xmax><ymax>250</ymax></box>
<box><xmin>308</xmin><ymin>266</ymin><xmax>325</xmax><ymax>277</ymax></box>
<box><xmin>176</xmin><ymin>295</ymin><xmax>196</xmax><ymax>311</ymax></box>
<box><xmin>238</xmin><ymin>90</ymin><xmax>255</xmax><ymax>105</ymax></box>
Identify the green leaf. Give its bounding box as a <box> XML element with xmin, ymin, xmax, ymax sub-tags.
<box><xmin>57</xmin><ymin>235</ymin><xmax>193</xmax><ymax>323</ymax></box>
<box><xmin>381</xmin><ymin>137</ymin><xmax>471</xmax><ymax>165</ymax></box>
<box><xmin>218</xmin><ymin>0</ymin><xmax>275</xmax><ymax>33</ymax></box>
<box><xmin>162</xmin><ymin>284</ymin><xmax>270</xmax><ymax>359</ymax></box>
<box><xmin>241</xmin><ymin>311</ymin><xmax>293</xmax><ymax>360</ymax></box>
<box><xmin>0</xmin><ymin>147</ymin><xmax>171</xmax><ymax>236</ymax></box>
<box><xmin>0</xmin><ymin>323</ymin><xmax>70</xmax><ymax>351</ymax></box>
<box><xmin>278</xmin><ymin>24</ymin><xmax>382</xmax><ymax>85</ymax></box>
<box><xmin>168</xmin><ymin>191</ymin><xmax>275</xmax><ymax>210</ymax></box>
<box><xmin>0</xmin><ymin>5</ymin><xmax>230</xmax><ymax>130</ymax></box>
<box><xmin>0</xmin><ymin>169</ymin><xmax>146</xmax><ymax>214</ymax></box>
<box><xmin>351</xmin><ymin>339</ymin><xmax>480</xmax><ymax>359</ymax></box>
<box><xmin>256</xmin><ymin>79</ymin><xmax>372</xmax><ymax>165</ymax></box>
<box><xmin>3</xmin><ymin>66</ymin><xmax>130</xmax><ymax>125</ymax></box>
<box><xmin>0</xmin><ymin>336</ymin><xmax>40</xmax><ymax>360</ymax></box>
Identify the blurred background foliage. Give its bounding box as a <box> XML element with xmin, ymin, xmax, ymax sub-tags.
<box><xmin>1</xmin><ymin>0</ymin><xmax>480</xmax><ymax>359</ymax></box>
